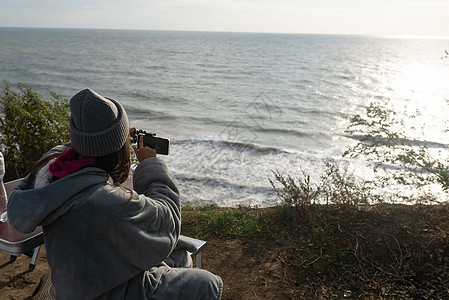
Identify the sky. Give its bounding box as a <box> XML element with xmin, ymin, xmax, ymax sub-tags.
<box><xmin>0</xmin><ymin>0</ymin><xmax>448</xmax><ymax>36</ymax></box>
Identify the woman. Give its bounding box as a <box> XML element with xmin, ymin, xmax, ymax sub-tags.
<box><xmin>7</xmin><ymin>88</ymin><xmax>222</xmax><ymax>299</ymax></box>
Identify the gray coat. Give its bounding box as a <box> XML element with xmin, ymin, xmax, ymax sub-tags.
<box><xmin>7</xmin><ymin>154</ymin><xmax>222</xmax><ymax>299</ymax></box>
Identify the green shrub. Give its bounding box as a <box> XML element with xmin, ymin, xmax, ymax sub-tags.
<box><xmin>272</xmin><ymin>100</ymin><xmax>449</xmax><ymax>206</ymax></box>
<box><xmin>344</xmin><ymin>101</ymin><xmax>449</xmax><ymax>201</ymax></box>
<box><xmin>0</xmin><ymin>82</ymin><xmax>70</xmax><ymax>181</ymax></box>
<box><xmin>320</xmin><ymin>161</ymin><xmax>373</xmax><ymax>206</ymax></box>
<box><xmin>271</xmin><ymin>161</ymin><xmax>374</xmax><ymax>209</ymax></box>
<box><xmin>270</xmin><ymin>169</ymin><xmax>320</xmax><ymax>213</ymax></box>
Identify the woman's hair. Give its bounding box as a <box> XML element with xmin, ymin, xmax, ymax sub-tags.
<box><xmin>27</xmin><ymin>139</ymin><xmax>131</xmax><ymax>189</ymax></box>
<box><xmin>94</xmin><ymin>138</ymin><xmax>131</xmax><ymax>186</ymax></box>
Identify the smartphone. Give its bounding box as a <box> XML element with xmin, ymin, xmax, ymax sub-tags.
<box><xmin>138</xmin><ymin>134</ymin><xmax>170</xmax><ymax>155</ymax></box>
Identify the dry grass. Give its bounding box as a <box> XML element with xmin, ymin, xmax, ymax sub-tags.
<box><xmin>182</xmin><ymin>204</ymin><xmax>449</xmax><ymax>299</ymax></box>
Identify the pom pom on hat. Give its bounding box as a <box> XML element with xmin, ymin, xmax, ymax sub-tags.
<box><xmin>69</xmin><ymin>88</ymin><xmax>129</xmax><ymax>157</ymax></box>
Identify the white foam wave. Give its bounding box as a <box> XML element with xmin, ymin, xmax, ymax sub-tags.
<box><xmin>163</xmin><ymin>138</ymin><xmax>347</xmax><ymax>207</ymax></box>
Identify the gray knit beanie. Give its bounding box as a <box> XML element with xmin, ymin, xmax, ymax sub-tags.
<box><xmin>69</xmin><ymin>88</ymin><xmax>129</xmax><ymax>157</ymax></box>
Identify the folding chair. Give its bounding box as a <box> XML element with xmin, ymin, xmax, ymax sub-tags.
<box><xmin>0</xmin><ymin>178</ymin><xmax>44</xmax><ymax>271</ymax></box>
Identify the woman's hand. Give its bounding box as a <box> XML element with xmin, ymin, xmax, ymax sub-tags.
<box><xmin>130</xmin><ymin>128</ymin><xmax>157</xmax><ymax>162</ymax></box>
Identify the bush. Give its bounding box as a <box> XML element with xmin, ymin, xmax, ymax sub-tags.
<box><xmin>270</xmin><ymin>169</ymin><xmax>319</xmax><ymax>213</ymax></box>
<box><xmin>0</xmin><ymin>82</ymin><xmax>70</xmax><ymax>181</ymax></box>
<box><xmin>344</xmin><ymin>101</ymin><xmax>449</xmax><ymax>202</ymax></box>
<box><xmin>320</xmin><ymin>161</ymin><xmax>373</xmax><ymax>206</ymax></box>
<box><xmin>272</xmin><ymin>100</ymin><xmax>449</xmax><ymax>207</ymax></box>
<box><xmin>271</xmin><ymin>161</ymin><xmax>374</xmax><ymax>209</ymax></box>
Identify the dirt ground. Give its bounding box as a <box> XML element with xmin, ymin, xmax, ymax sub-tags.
<box><xmin>0</xmin><ymin>238</ymin><xmax>291</xmax><ymax>300</ymax></box>
<box><xmin>0</xmin><ymin>247</ymin><xmax>48</xmax><ymax>300</ymax></box>
<box><xmin>204</xmin><ymin>239</ymin><xmax>295</xmax><ymax>300</ymax></box>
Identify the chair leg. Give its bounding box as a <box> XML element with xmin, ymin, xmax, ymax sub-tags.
<box><xmin>28</xmin><ymin>246</ymin><xmax>41</xmax><ymax>271</ymax></box>
<box><xmin>195</xmin><ymin>252</ymin><xmax>202</xmax><ymax>269</ymax></box>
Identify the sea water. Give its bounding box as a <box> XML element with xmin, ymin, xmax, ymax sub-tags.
<box><xmin>0</xmin><ymin>28</ymin><xmax>448</xmax><ymax>206</ymax></box>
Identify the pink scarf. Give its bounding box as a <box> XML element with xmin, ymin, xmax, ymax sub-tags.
<box><xmin>49</xmin><ymin>148</ymin><xmax>96</xmax><ymax>179</ymax></box>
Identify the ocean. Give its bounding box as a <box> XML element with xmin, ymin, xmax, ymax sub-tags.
<box><xmin>1</xmin><ymin>28</ymin><xmax>448</xmax><ymax>207</ymax></box>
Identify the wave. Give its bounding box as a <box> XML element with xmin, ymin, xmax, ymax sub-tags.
<box><xmin>345</xmin><ymin>134</ymin><xmax>449</xmax><ymax>149</ymax></box>
<box><xmin>254</xmin><ymin>127</ymin><xmax>310</xmax><ymax>136</ymax></box>
<box><xmin>252</xmin><ymin>127</ymin><xmax>334</xmax><ymax>142</ymax></box>
<box><xmin>174</xmin><ymin>172</ymin><xmax>274</xmax><ymax>195</ymax></box>
<box><xmin>125</xmin><ymin>105</ymin><xmax>176</xmax><ymax>121</ymax></box>
<box><xmin>173</xmin><ymin>138</ymin><xmax>291</xmax><ymax>155</ymax></box>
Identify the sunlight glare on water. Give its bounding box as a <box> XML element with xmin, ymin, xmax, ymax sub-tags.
<box><xmin>376</xmin><ymin>44</ymin><xmax>449</xmax><ymax>144</ymax></box>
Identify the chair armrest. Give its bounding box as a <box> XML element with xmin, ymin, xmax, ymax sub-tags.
<box><xmin>179</xmin><ymin>235</ymin><xmax>208</xmax><ymax>268</ymax></box>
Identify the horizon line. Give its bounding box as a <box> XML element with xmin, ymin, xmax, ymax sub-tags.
<box><xmin>1</xmin><ymin>25</ymin><xmax>449</xmax><ymax>40</ymax></box>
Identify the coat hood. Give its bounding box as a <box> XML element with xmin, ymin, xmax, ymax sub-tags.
<box><xmin>7</xmin><ymin>167</ymin><xmax>108</xmax><ymax>233</ymax></box>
